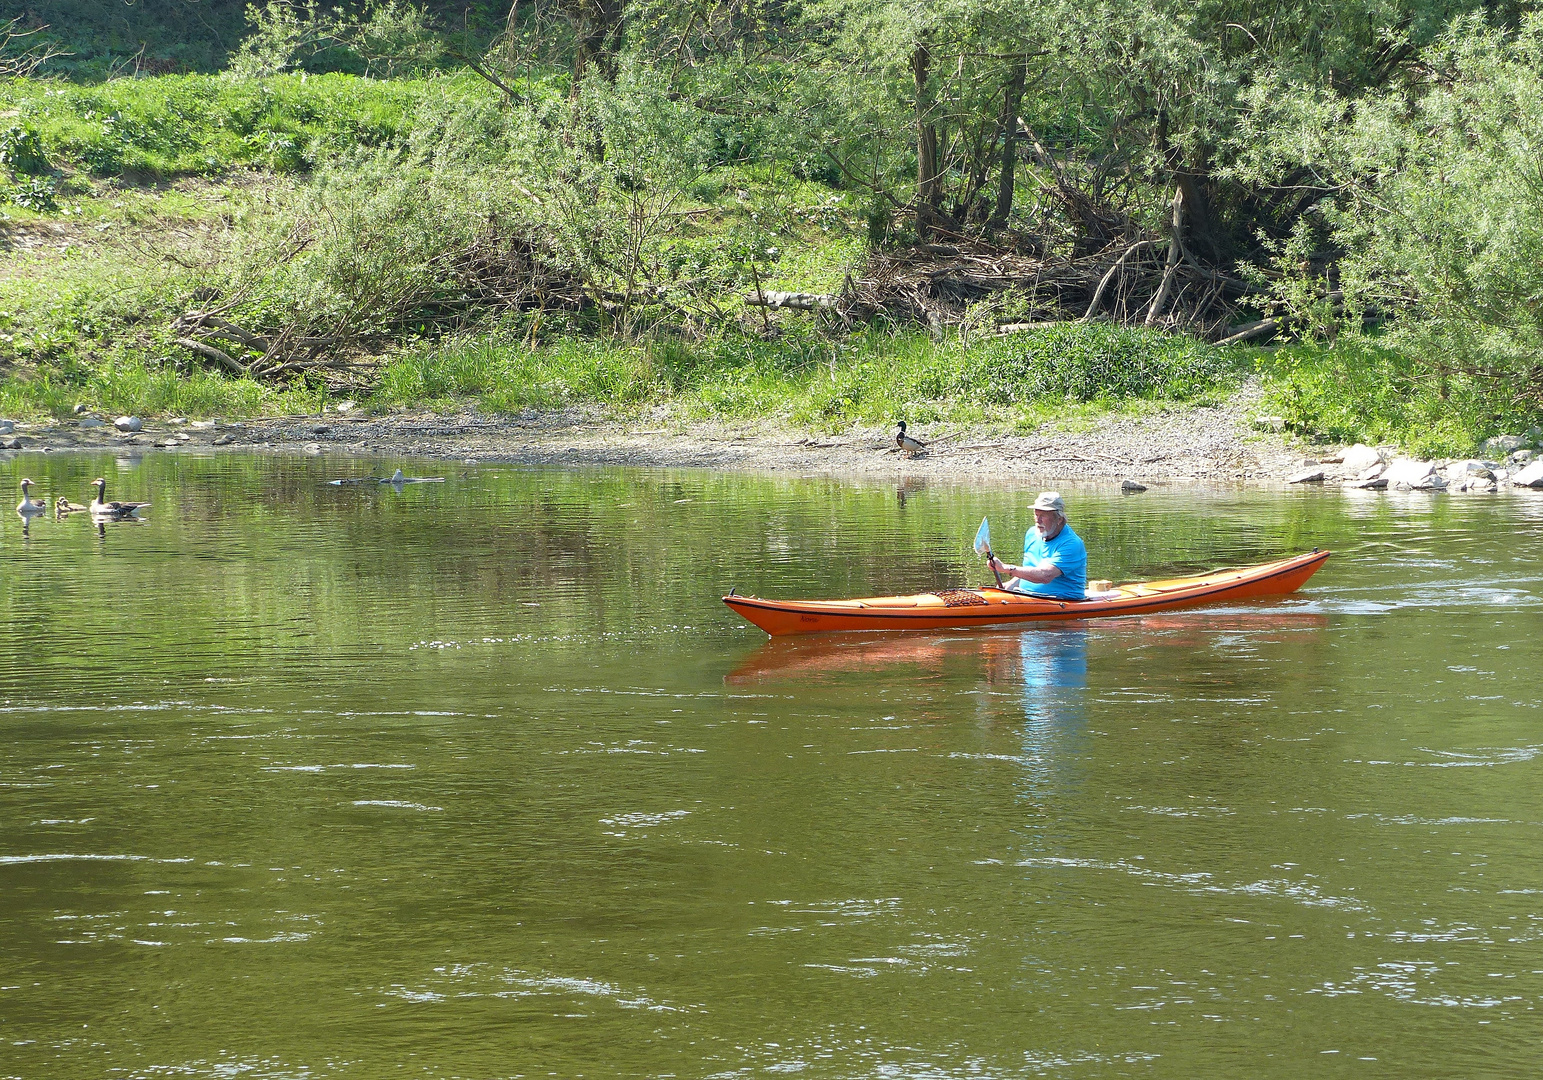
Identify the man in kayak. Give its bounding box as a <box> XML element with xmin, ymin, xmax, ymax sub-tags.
<box><xmin>987</xmin><ymin>492</ymin><xmax>1089</xmax><ymax>600</ymax></box>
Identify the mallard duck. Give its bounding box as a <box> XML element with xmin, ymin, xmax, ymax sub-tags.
<box><xmin>89</xmin><ymin>478</ymin><xmax>151</xmax><ymax>520</ymax></box>
<box><xmin>16</xmin><ymin>478</ymin><xmax>46</xmax><ymax>517</ymax></box>
<box><xmin>895</xmin><ymin>421</ymin><xmax>928</xmax><ymax>456</ymax></box>
<box><xmin>55</xmin><ymin>496</ymin><xmax>89</xmax><ymax>515</ymax></box>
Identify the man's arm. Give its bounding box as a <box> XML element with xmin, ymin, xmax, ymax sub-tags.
<box><xmin>988</xmin><ymin>556</ymin><xmax>1062</xmax><ymax>584</ymax></box>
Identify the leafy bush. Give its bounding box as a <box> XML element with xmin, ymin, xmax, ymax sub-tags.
<box><xmin>1256</xmin><ymin>335</ymin><xmax>1538</xmax><ymax>457</ymax></box>
<box><xmin>0</xmin><ymin>124</ymin><xmax>49</xmax><ymax>174</ymax></box>
<box><xmin>7</xmin><ymin>175</ymin><xmax>59</xmax><ymax>211</ymax></box>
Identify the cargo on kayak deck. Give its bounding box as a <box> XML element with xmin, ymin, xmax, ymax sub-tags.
<box><xmin>723</xmin><ymin>550</ymin><xmax>1330</xmax><ymax>636</ymax></box>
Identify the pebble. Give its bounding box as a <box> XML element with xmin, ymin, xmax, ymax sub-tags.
<box><xmin>79</xmin><ymin>417</ymin><xmax>106</xmax><ymax>429</ymax></box>
<box><xmin>1</xmin><ymin>437</ymin><xmax>21</xmax><ymax>450</ymax></box>
<box><xmin>213</xmin><ymin>433</ymin><xmax>236</xmax><ymax>446</ymax></box>
<box><xmin>0</xmin><ymin>420</ymin><xmax>13</xmax><ymax>435</ymax></box>
<box><xmin>114</xmin><ymin>415</ymin><xmax>142</xmax><ymax>432</ymax></box>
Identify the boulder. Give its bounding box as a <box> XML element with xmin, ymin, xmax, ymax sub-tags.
<box><xmin>1443</xmin><ymin>459</ymin><xmax>1493</xmax><ymax>481</ymax></box>
<box><xmin>1383</xmin><ymin>458</ymin><xmax>1445</xmax><ymax>490</ymax></box>
<box><xmin>1340</xmin><ymin>443</ymin><xmax>1382</xmax><ymax>473</ymax></box>
<box><xmin>114</xmin><ymin>415</ymin><xmax>143</xmax><ymax>432</ymax></box>
<box><xmin>1356</xmin><ymin>464</ymin><xmax>1386</xmax><ymax>481</ymax></box>
<box><xmin>1120</xmin><ymin>479</ymin><xmax>1148</xmax><ymax>493</ymax></box>
<box><xmin>1513</xmin><ymin>459</ymin><xmax>1543</xmax><ymax>488</ymax></box>
<box><xmin>1483</xmin><ymin>434</ymin><xmax>1529</xmax><ymax>455</ymax></box>
<box><xmin>0</xmin><ymin>420</ymin><xmax>13</xmax><ymax>436</ymax></box>
<box><xmin>1345</xmin><ymin>475</ymin><xmax>1388</xmax><ymax>489</ymax></box>
<box><xmin>1287</xmin><ymin>468</ymin><xmax>1326</xmax><ymax>484</ymax></box>
<box><xmin>1512</xmin><ymin>448</ymin><xmax>1537</xmax><ymax>465</ymax></box>
<box><xmin>1</xmin><ymin>437</ymin><xmax>20</xmax><ymax>450</ymax></box>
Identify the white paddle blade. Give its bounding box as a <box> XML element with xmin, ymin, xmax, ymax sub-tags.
<box><xmin>973</xmin><ymin>517</ymin><xmax>992</xmax><ymax>555</ymax></box>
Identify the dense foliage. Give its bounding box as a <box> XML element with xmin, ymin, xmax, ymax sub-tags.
<box><xmin>0</xmin><ymin>0</ymin><xmax>1540</xmax><ymax>450</ymax></box>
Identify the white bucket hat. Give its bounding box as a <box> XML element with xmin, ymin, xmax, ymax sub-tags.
<box><xmin>1032</xmin><ymin>491</ymin><xmax>1066</xmax><ymax>513</ymax></box>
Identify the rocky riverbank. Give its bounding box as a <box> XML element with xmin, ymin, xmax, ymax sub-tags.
<box><xmin>4</xmin><ymin>382</ymin><xmax>1541</xmax><ymax>490</ymax></box>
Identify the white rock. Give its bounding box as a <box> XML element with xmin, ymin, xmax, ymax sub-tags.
<box><xmin>303</xmin><ymin>442</ymin><xmax>323</xmax><ymax>455</ymax></box>
<box><xmin>1483</xmin><ymin>435</ymin><xmax>1528</xmax><ymax>455</ymax></box>
<box><xmin>1340</xmin><ymin>444</ymin><xmax>1382</xmax><ymax>473</ymax></box>
<box><xmin>1443</xmin><ymin>459</ymin><xmax>1493</xmax><ymax>481</ymax></box>
<box><xmin>114</xmin><ymin>415</ymin><xmax>142</xmax><ymax>432</ymax></box>
<box><xmin>1513</xmin><ymin>460</ymin><xmax>1543</xmax><ymax>487</ymax></box>
<box><xmin>1287</xmin><ymin>468</ymin><xmax>1326</xmax><ymax>484</ymax></box>
<box><xmin>1356</xmin><ymin>464</ymin><xmax>1386</xmax><ymax>481</ymax></box>
<box><xmin>335</xmin><ymin>400</ymin><xmax>357</xmax><ymax>415</ymax></box>
<box><xmin>166</xmin><ymin>417</ymin><xmax>187</xmax><ymax>426</ymax></box>
<box><xmin>79</xmin><ymin>417</ymin><xmax>106</xmax><ymax>429</ymax></box>
<box><xmin>1383</xmin><ymin>458</ymin><xmax>1445</xmax><ymax>490</ymax></box>
<box><xmin>190</xmin><ymin>419</ymin><xmax>218</xmax><ymax>430</ymax></box>
<box><xmin>1345</xmin><ymin>476</ymin><xmax>1388</xmax><ymax>490</ymax></box>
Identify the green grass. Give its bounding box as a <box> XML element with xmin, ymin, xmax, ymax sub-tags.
<box><xmin>0</xmin><ymin>71</ymin><xmax>502</xmax><ymax>182</ymax></box>
<box><xmin>368</xmin><ymin>323</ymin><xmax>1245</xmax><ymax>429</ymax></box>
<box><xmin>1255</xmin><ymin>335</ymin><xmax>1541</xmax><ymax>457</ymax></box>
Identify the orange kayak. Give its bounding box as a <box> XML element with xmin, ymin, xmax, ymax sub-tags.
<box><xmin>724</xmin><ymin>549</ymin><xmax>1330</xmax><ymax>636</ymax></box>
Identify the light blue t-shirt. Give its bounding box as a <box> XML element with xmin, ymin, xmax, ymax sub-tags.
<box><xmin>1012</xmin><ymin>522</ymin><xmax>1088</xmax><ymax>600</ymax></box>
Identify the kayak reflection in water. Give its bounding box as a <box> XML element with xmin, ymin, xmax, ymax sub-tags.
<box><xmin>986</xmin><ymin>491</ymin><xmax>1089</xmax><ymax>600</ymax></box>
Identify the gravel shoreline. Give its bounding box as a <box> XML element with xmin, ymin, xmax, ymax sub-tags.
<box><xmin>0</xmin><ymin>381</ymin><xmax>1351</xmax><ymax>486</ymax></box>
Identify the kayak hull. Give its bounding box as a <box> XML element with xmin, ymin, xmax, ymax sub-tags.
<box><xmin>724</xmin><ymin>550</ymin><xmax>1330</xmax><ymax>636</ymax></box>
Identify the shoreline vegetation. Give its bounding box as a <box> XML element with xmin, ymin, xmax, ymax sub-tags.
<box><xmin>2</xmin><ymin>3</ymin><xmax>1541</xmax><ymax>462</ymax></box>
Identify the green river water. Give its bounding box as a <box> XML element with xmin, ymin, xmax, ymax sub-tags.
<box><xmin>1</xmin><ymin>453</ymin><xmax>1541</xmax><ymax>1078</ymax></box>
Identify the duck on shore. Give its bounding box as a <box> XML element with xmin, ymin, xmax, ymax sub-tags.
<box><xmin>895</xmin><ymin>421</ymin><xmax>928</xmax><ymax>457</ymax></box>
<box><xmin>17</xmin><ymin>478</ymin><xmax>46</xmax><ymax>518</ymax></box>
<box><xmin>89</xmin><ymin>478</ymin><xmax>151</xmax><ymax>520</ymax></box>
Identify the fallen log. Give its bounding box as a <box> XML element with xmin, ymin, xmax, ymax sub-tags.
<box><xmin>1214</xmin><ymin>319</ymin><xmax>1279</xmax><ymax>346</ymax></box>
<box><xmin>745</xmin><ymin>290</ymin><xmax>838</xmax><ymax>310</ymax></box>
<box><xmin>175</xmin><ymin>337</ymin><xmax>246</xmax><ymax>375</ymax></box>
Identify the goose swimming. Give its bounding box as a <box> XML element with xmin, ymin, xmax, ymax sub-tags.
<box><xmin>89</xmin><ymin>478</ymin><xmax>151</xmax><ymax>520</ymax></box>
<box><xmin>17</xmin><ymin>478</ymin><xmax>46</xmax><ymax>517</ymax></box>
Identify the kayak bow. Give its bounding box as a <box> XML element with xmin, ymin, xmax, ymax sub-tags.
<box><xmin>724</xmin><ymin>549</ymin><xmax>1330</xmax><ymax>636</ymax></box>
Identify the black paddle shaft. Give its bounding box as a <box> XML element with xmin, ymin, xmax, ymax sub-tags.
<box><xmin>985</xmin><ymin>546</ymin><xmax>1005</xmax><ymax>590</ymax></box>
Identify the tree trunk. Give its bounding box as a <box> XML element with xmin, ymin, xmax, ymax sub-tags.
<box><xmin>912</xmin><ymin>39</ymin><xmax>941</xmax><ymax>216</ymax></box>
<box><xmin>1144</xmin><ymin>186</ymin><xmax>1184</xmax><ymax>327</ymax></box>
<box><xmin>987</xmin><ymin>57</ymin><xmax>1027</xmax><ymax>232</ymax></box>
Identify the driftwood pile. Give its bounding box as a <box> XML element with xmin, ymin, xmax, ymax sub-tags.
<box><xmin>749</xmin><ymin>237</ymin><xmax>1267</xmax><ymax>343</ymax></box>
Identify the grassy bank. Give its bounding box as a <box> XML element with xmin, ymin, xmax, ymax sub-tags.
<box><xmin>2</xmin><ymin>70</ymin><xmax>1538</xmax><ymax>455</ymax></box>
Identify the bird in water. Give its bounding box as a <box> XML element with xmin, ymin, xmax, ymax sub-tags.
<box><xmin>16</xmin><ymin>478</ymin><xmax>47</xmax><ymax>518</ymax></box>
<box><xmin>55</xmin><ymin>496</ymin><xmax>89</xmax><ymax>516</ymax></box>
<box><xmin>895</xmin><ymin>421</ymin><xmax>928</xmax><ymax>456</ymax></box>
<box><xmin>89</xmin><ymin>477</ymin><xmax>151</xmax><ymax>520</ymax></box>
